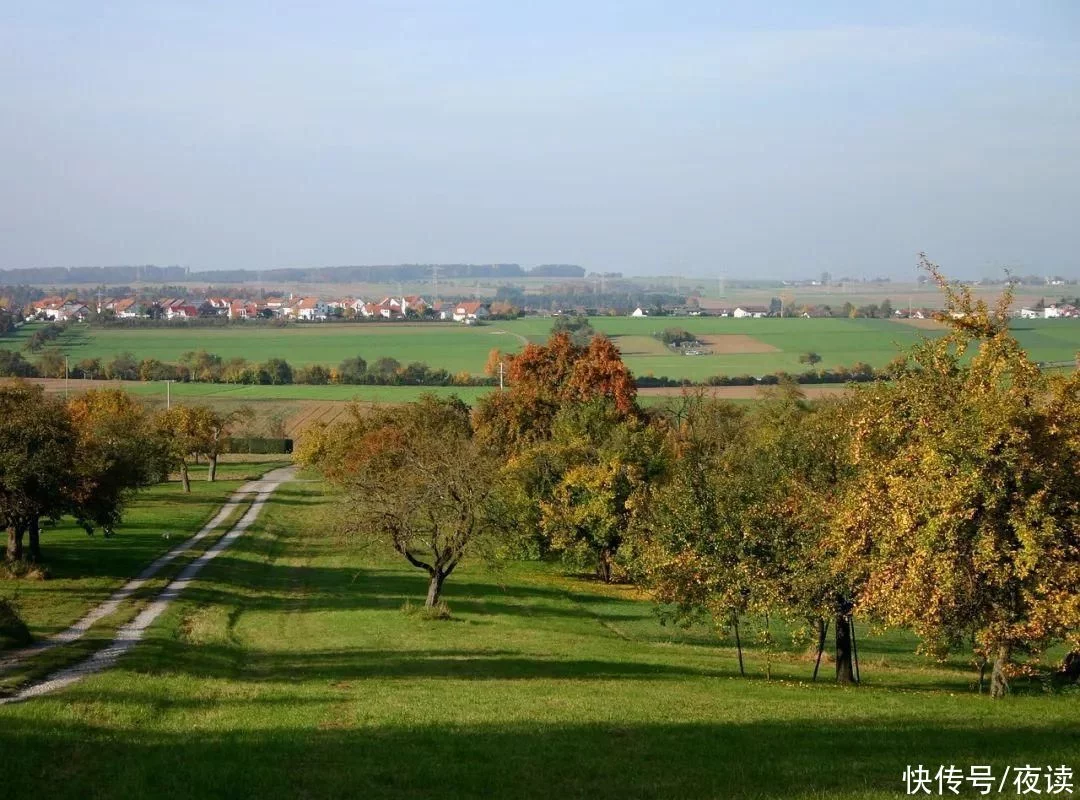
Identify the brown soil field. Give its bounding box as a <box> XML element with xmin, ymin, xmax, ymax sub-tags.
<box><xmin>282</xmin><ymin>401</ymin><xmax>358</xmax><ymax>438</ymax></box>
<box><xmin>696</xmin><ymin>334</ymin><xmax>780</xmax><ymax>354</ymax></box>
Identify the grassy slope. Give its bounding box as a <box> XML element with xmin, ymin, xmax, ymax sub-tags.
<box><xmin>1</xmin><ymin>482</ymin><xmax>1076</xmax><ymax>799</ymax></box>
<box><xmin>0</xmin><ymin>460</ymin><xmax>285</xmax><ymax>641</ymax></box>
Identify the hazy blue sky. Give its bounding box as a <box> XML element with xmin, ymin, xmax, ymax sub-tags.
<box><xmin>2</xmin><ymin>1</ymin><xmax>1078</xmax><ymax>278</ymax></box>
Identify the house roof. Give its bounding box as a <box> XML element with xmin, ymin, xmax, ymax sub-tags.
<box><xmin>455</xmin><ymin>301</ymin><xmax>486</xmax><ymax>314</ymax></box>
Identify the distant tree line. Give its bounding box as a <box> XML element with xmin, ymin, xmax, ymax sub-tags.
<box><xmin>0</xmin><ymin>348</ymin><xmax>499</xmax><ymax>387</ymax></box>
<box><xmin>0</xmin><ymin>263</ymin><xmax>587</xmax><ymax>285</ymax></box>
<box><xmin>494</xmin><ymin>284</ymin><xmax>687</xmax><ymax>313</ymax></box>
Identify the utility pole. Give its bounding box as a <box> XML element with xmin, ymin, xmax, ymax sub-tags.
<box><xmin>165</xmin><ymin>380</ymin><xmax>173</xmax><ymax>410</ymax></box>
<box><xmin>432</xmin><ymin>265</ymin><xmax>439</xmax><ymax>304</ymax></box>
<box><xmin>498</xmin><ymin>360</ymin><xmax>504</xmax><ymax>391</ymax></box>
<box><xmin>65</xmin><ymin>357</ymin><xmax>69</xmax><ymax>398</ymax></box>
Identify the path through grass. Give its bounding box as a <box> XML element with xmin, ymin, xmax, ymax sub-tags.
<box><xmin>1</xmin><ymin>481</ymin><xmax>1077</xmax><ymax>798</ymax></box>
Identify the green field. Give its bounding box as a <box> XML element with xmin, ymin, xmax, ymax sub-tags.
<box><xmin>1</xmin><ymin>477</ymin><xmax>1077</xmax><ymax>798</ymax></box>
<box><xmin>3</xmin><ymin>317</ymin><xmax>1079</xmax><ymax>383</ymax></box>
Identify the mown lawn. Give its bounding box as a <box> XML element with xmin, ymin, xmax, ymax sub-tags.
<box><xmin>0</xmin><ymin>459</ymin><xmax>286</xmax><ymax>641</ymax></box>
<box><xmin>1</xmin><ymin>480</ymin><xmax>1076</xmax><ymax>799</ymax></box>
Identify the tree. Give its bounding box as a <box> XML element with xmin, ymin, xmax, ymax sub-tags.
<box><xmin>260</xmin><ymin>358</ymin><xmax>293</xmax><ymax>385</ymax></box>
<box><xmin>0</xmin><ymin>383</ymin><xmax>77</xmax><ymax>562</ymax></box>
<box><xmin>35</xmin><ymin>348</ymin><xmax>66</xmax><ymax>378</ymax></box>
<box><xmin>632</xmin><ymin>392</ymin><xmax>752</xmax><ymax>670</ymax></box>
<box><xmin>834</xmin><ymin>256</ymin><xmax>1080</xmax><ymax>697</ymax></box>
<box><xmin>67</xmin><ymin>390</ymin><xmax>167</xmax><ymax>537</ymax></box>
<box><xmin>300</xmin><ymin>396</ymin><xmax>504</xmax><ymax>608</ymax></box>
<box><xmin>105</xmin><ymin>351</ymin><xmax>139</xmax><ymax>380</ymax></box>
<box><xmin>157</xmin><ymin>406</ymin><xmax>200</xmax><ymax>492</ymax></box>
<box><xmin>473</xmin><ymin>332</ymin><xmax>639</xmax><ymax>454</ymax></box>
<box><xmin>506</xmin><ymin>399</ymin><xmax>666</xmax><ymax>582</ymax></box>
<box><xmin>551</xmin><ymin>314</ymin><xmax>594</xmax><ymax>347</ymax></box>
<box><xmin>0</xmin><ymin>350</ymin><xmax>36</xmax><ymax>378</ymax></box>
<box><xmin>338</xmin><ymin>355</ymin><xmax>368</xmax><ymax>384</ymax></box>
<box><xmin>798</xmin><ymin>351</ymin><xmax>822</xmax><ymax>366</ymax></box>
<box><xmin>634</xmin><ymin>386</ymin><xmax>859</xmax><ymax>682</ymax></box>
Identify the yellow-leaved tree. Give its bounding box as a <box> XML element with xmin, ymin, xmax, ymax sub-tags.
<box><xmin>834</xmin><ymin>255</ymin><xmax>1080</xmax><ymax>697</ymax></box>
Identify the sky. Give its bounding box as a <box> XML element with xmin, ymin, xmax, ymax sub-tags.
<box><xmin>1</xmin><ymin>1</ymin><xmax>1078</xmax><ymax>279</ymax></box>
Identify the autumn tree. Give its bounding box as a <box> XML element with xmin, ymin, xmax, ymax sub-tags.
<box><xmin>634</xmin><ymin>386</ymin><xmax>859</xmax><ymax>682</ymax></box>
<box><xmin>157</xmin><ymin>406</ymin><xmax>200</xmax><ymax>492</ymax></box>
<box><xmin>0</xmin><ymin>382</ymin><xmax>77</xmax><ymax>562</ymax></box>
<box><xmin>504</xmin><ymin>399</ymin><xmax>667</xmax><ymax>582</ymax></box>
<box><xmin>67</xmin><ymin>390</ymin><xmax>167</xmax><ymax>538</ymax></box>
<box><xmin>299</xmin><ymin>395</ymin><xmax>505</xmax><ymax>608</ymax></box>
<box><xmin>158</xmin><ymin>404</ymin><xmax>251</xmax><ymax>487</ymax></box>
<box><xmin>834</xmin><ymin>256</ymin><xmax>1080</xmax><ymax>697</ymax></box>
<box><xmin>473</xmin><ymin>331</ymin><xmax>638</xmax><ymax>454</ymax></box>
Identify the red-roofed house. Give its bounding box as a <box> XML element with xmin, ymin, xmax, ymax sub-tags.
<box><xmin>452</xmin><ymin>301</ymin><xmax>489</xmax><ymax>323</ymax></box>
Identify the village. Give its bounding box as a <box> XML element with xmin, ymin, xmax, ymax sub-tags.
<box><xmin>23</xmin><ymin>295</ymin><xmax>493</xmax><ymax>324</ymax></box>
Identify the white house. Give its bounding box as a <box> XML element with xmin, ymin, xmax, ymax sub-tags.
<box><xmin>294</xmin><ymin>297</ymin><xmax>329</xmax><ymax>321</ymax></box>
<box><xmin>733</xmin><ymin>306</ymin><xmax>767</xmax><ymax>318</ymax></box>
<box><xmin>52</xmin><ymin>301</ymin><xmax>90</xmax><ymax>321</ymax></box>
<box><xmin>1019</xmin><ymin>307</ymin><xmax>1042</xmax><ymax>319</ymax></box>
<box><xmin>630</xmin><ymin>307</ymin><xmax>647</xmax><ymax>317</ymax></box>
<box><xmin>453</xmin><ymin>301</ymin><xmax>490</xmax><ymax>323</ymax></box>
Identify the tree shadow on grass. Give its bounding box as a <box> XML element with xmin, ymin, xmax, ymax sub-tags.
<box><xmin>0</xmin><ymin>713</ymin><xmax>1076</xmax><ymax>799</ymax></box>
<box><xmin>122</xmin><ymin>638</ymin><xmax>736</xmax><ymax>683</ymax></box>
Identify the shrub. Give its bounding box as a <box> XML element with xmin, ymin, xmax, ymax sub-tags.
<box><xmin>0</xmin><ymin>597</ymin><xmax>32</xmax><ymax>647</ymax></box>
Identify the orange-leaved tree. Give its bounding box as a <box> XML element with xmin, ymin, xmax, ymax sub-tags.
<box><xmin>473</xmin><ymin>331</ymin><xmax>638</xmax><ymax>454</ymax></box>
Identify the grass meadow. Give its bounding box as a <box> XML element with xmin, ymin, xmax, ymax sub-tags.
<box><xmin>1</xmin><ymin>476</ymin><xmax>1078</xmax><ymax>798</ymax></box>
<box><xmin>4</xmin><ymin>317</ymin><xmax>1079</xmax><ymax>384</ymax></box>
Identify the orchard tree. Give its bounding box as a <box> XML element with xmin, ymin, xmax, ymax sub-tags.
<box><xmin>473</xmin><ymin>331</ymin><xmax>638</xmax><ymax>454</ymax></box>
<box><xmin>635</xmin><ymin>386</ymin><xmax>859</xmax><ymax>682</ymax></box>
<box><xmin>67</xmin><ymin>390</ymin><xmax>167</xmax><ymax>538</ymax></box>
<box><xmin>157</xmin><ymin>406</ymin><xmax>200</xmax><ymax>492</ymax></box>
<box><xmin>834</xmin><ymin>256</ymin><xmax>1080</xmax><ymax>697</ymax></box>
<box><xmin>0</xmin><ymin>383</ymin><xmax>77</xmax><ymax>562</ymax></box>
<box><xmin>630</xmin><ymin>393</ymin><xmax>752</xmax><ymax>667</ymax></box>
<box><xmin>299</xmin><ymin>395</ymin><xmax>504</xmax><ymax>608</ymax></box>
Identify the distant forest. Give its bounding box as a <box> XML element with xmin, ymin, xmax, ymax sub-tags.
<box><xmin>0</xmin><ymin>263</ymin><xmax>586</xmax><ymax>284</ymax></box>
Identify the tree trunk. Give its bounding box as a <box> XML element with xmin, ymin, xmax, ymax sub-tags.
<box><xmin>812</xmin><ymin>617</ymin><xmax>829</xmax><ymax>682</ymax></box>
<box><xmin>6</xmin><ymin>526</ymin><xmax>23</xmax><ymax>562</ymax></box>
<box><xmin>596</xmin><ymin>549</ymin><xmax>613</xmax><ymax>583</ymax></box>
<box><xmin>990</xmin><ymin>644</ymin><xmax>1011</xmax><ymax>699</ymax></box>
<box><xmin>425</xmin><ymin>571</ymin><xmax>445</xmax><ymax>608</ymax></box>
<box><xmin>835</xmin><ymin>612</ymin><xmax>856</xmax><ymax>684</ymax></box>
<box><xmin>733</xmin><ymin>617</ymin><xmax>745</xmax><ymax>677</ymax></box>
<box><xmin>27</xmin><ymin>517</ymin><xmax>40</xmax><ymax>563</ymax></box>
<box><xmin>180</xmin><ymin>461</ymin><xmax>190</xmax><ymax>493</ymax></box>
<box><xmin>207</xmin><ymin>454</ymin><xmax>217</xmax><ymax>482</ymax></box>
<box><xmin>1060</xmin><ymin>651</ymin><xmax>1080</xmax><ymax>683</ymax></box>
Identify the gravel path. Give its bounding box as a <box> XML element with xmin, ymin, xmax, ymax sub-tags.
<box><xmin>0</xmin><ymin>466</ymin><xmax>296</xmax><ymax>704</ymax></box>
